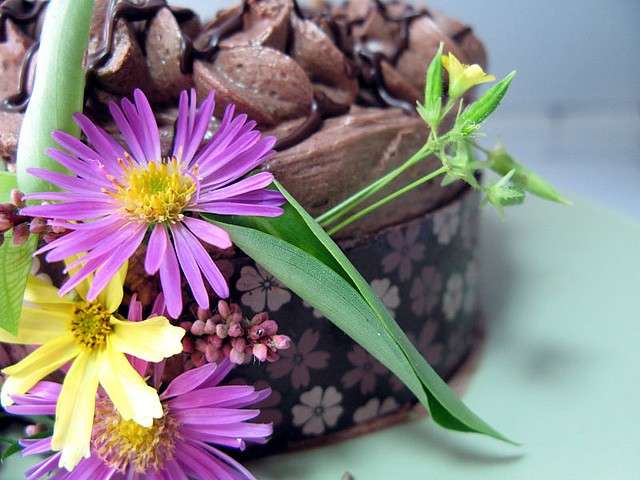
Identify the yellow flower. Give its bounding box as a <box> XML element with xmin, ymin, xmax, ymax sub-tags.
<box><xmin>441</xmin><ymin>52</ymin><xmax>496</xmax><ymax>99</ymax></box>
<box><xmin>0</xmin><ymin>263</ymin><xmax>185</xmax><ymax>471</ymax></box>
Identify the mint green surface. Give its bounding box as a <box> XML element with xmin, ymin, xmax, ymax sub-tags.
<box><xmin>3</xmin><ymin>197</ymin><xmax>638</xmax><ymax>478</ymax></box>
<box><xmin>248</xmin><ymin>197</ymin><xmax>640</xmax><ymax>479</ymax></box>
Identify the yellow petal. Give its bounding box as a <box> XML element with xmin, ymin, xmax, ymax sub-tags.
<box><xmin>442</xmin><ymin>52</ymin><xmax>464</xmax><ymax>77</ymax></box>
<box><xmin>24</xmin><ymin>276</ymin><xmax>72</xmax><ymax>305</ymax></box>
<box><xmin>1</xmin><ymin>335</ymin><xmax>79</xmax><ymax>406</ymax></box>
<box><xmin>0</xmin><ymin>303</ymin><xmax>73</xmax><ymax>345</ymax></box>
<box><xmin>64</xmin><ymin>254</ymin><xmax>91</xmax><ymax>300</ymax></box>
<box><xmin>97</xmin><ymin>261</ymin><xmax>128</xmax><ymax>313</ymax></box>
<box><xmin>51</xmin><ymin>351</ymin><xmax>99</xmax><ymax>471</ymax></box>
<box><xmin>98</xmin><ymin>342</ymin><xmax>162</xmax><ymax>427</ymax></box>
<box><xmin>110</xmin><ymin>316</ymin><xmax>185</xmax><ymax>362</ymax></box>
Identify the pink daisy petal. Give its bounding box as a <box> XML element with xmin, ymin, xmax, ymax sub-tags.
<box><xmin>45</xmin><ymin>148</ymin><xmax>111</xmax><ymax>188</ymax></box>
<box><xmin>183</xmin><ymin>91</ymin><xmax>215</xmax><ymax>166</ymax></box>
<box><xmin>145</xmin><ymin>224</ymin><xmax>169</xmax><ymax>275</ymax></box>
<box><xmin>134</xmin><ymin>88</ymin><xmax>161</xmax><ymax>162</ymax></box>
<box><xmin>176</xmin><ymin>224</ymin><xmax>229</xmax><ymax>298</ymax></box>
<box><xmin>73</xmin><ymin>112</ymin><xmax>125</xmax><ymax>175</ymax></box>
<box><xmin>173</xmin><ymin>90</ymin><xmax>189</xmax><ymax>161</ymax></box>
<box><xmin>198</xmin><ymin>171</ymin><xmax>274</xmax><ymax>202</ymax></box>
<box><xmin>108</xmin><ymin>100</ymin><xmax>146</xmax><ymax>164</ymax></box>
<box><xmin>87</xmin><ymin>224</ymin><xmax>147</xmax><ymax>300</ymax></box>
<box><xmin>159</xmin><ymin>236</ymin><xmax>183</xmax><ymax>318</ymax></box>
<box><xmin>25</xmin><ymin>167</ymin><xmax>106</xmax><ymax>193</ymax></box>
<box><xmin>194</xmin><ymin>201</ymin><xmax>283</xmax><ymax>217</ymax></box>
<box><xmin>21</xmin><ymin>201</ymin><xmax>116</xmax><ymax>220</ymax></box>
<box><xmin>170</xmin><ymin>225</ymin><xmax>209</xmax><ymax>309</ymax></box>
<box><xmin>182</xmin><ymin>217</ymin><xmax>231</xmax><ymax>249</ymax></box>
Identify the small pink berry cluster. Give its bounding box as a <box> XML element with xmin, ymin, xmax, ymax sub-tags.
<box><xmin>180</xmin><ymin>300</ymin><xmax>291</xmax><ymax>366</ymax></box>
<box><xmin>0</xmin><ymin>190</ymin><xmax>66</xmax><ymax>246</ymax></box>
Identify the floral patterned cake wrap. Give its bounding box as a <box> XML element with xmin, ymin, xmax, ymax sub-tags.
<box><xmin>225</xmin><ymin>189</ymin><xmax>482</xmax><ymax>457</ymax></box>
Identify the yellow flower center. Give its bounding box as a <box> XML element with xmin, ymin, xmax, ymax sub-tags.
<box><xmin>93</xmin><ymin>399</ymin><xmax>179</xmax><ymax>474</ymax></box>
<box><xmin>110</xmin><ymin>157</ymin><xmax>196</xmax><ymax>224</ymax></box>
<box><xmin>70</xmin><ymin>301</ymin><xmax>113</xmax><ymax>349</ymax></box>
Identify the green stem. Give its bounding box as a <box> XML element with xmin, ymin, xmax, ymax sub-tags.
<box><xmin>327</xmin><ymin>166</ymin><xmax>448</xmax><ymax>236</ymax></box>
<box><xmin>316</xmin><ymin>142</ymin><xmax>433</xmax><ymax>227</ymax></box>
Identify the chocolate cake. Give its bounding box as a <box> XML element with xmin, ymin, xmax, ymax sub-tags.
<box><xmin>0</xmin><ymin>0</ymin><xmax>487</xmax><ymax>457</ymax></box>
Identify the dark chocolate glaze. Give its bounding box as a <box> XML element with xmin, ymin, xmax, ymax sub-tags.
<box><xmin>0</xmin><ymin>0</ymin><xmax>480</xmax><ymax>150</ymax></box>
<box><xmin>0</xmin><ymin>0</ymin><xmax>47</xmax><ymax>42</ymax></box>
<box><xmin>179</xmin><ymin>0</ymin><xmax>247</xmax><ymax>72</ymax></box>
<box><xmin>0</xmin><ymin>0</ymin><xmax>48</xmax><ymax>113</ymax></box>
<box><xmin>1</xmin><ymin>39</ymin><xmax>38</xmax><ymax>112</ymax></box>
<box><xmin>86</xmin><ymin>0</ymin><xmax>166</xmax><ymax>72</ymax></box>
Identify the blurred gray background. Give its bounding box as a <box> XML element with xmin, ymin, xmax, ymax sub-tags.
<box><xmin>175</xmin><ymin>0</ymin><xmax>640</xmax><ymax>220</ymax></box>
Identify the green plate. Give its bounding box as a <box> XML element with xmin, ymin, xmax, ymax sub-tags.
<box><xmin>4</xmin><ymin>197</ymin><xmax>639</xmax><ymax>479</ymax></box>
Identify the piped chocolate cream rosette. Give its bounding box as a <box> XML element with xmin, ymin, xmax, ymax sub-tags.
<box><xmin>0</xmin><ymin>0</ymin><xmax>486</xmax><ymax>457</ymax></box>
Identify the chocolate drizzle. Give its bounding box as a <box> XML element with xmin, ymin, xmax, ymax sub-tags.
<box><xmin>0</xmin><ymin>0</ymin><xmax>482</xmax><ymax>150</ymax></box>
<box><xmin>0</xmin><ymin>0</ymin><xmax>48</xmax><ymax>112</ymax></box>
<box><xmin>0</xmin><ymin>0</ymin><xmax>47</xmax><ymax>42</ymax></box>
<box><xmin>86</xmin><ymin>0</ymin><xmax>166</xmax><ymax>72</ymax></box>
<box><xmin>179</xmin><ymin>0</ymin><xmax>248</xmax><ymax>72</ymax></box>
<box><xmin>1</xmin><ymin>39</ymin><xmax>37</xmax><ymax>112</ymax></box>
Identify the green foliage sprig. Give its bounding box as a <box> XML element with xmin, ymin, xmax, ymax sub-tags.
<box><xmin>318</xmin><ymin>44</ymin><xmax>567</xmax><ymax>234</ymax></box>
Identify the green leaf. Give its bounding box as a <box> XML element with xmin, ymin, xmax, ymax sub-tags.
<box><xmin>0</xmin><ymin>437</ymin><xmax>22</xmax><ymax>462</ymax></box>
<box><xmin>417</xmin><ymin>42</ymin><xmax>444</xmax><ymax>128</ymax></box>
<box><xmin>458</xmin><ymin>71</ymin><xmax>516</xmax><ymax>135</ymax></box>
<box><xmin>0</xmin><ymin>234</ymin><xmax>36</xmax><ymax>335</ymax></box>
<box><xmin>208</xmin><ymin>182</ymin><xmax>514</xmax><ymax>444</ymax></box>
<box><xmin>0</xmin><ymin>172</ymin><xmax>17</xmax><ymax>202</ymax></box>
<box><xmin>16</xmin><ymin>0</ymin><xmax>94</xmax><ymax>195</ymax></box>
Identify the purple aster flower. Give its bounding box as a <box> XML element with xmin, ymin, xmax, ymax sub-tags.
<box><xmin>6</xmin><ymin>359</ymin><xmax>272</xmax><ymax>479</ymax></box>
<box><xmin>22</xmin><ymin>89</ymin><xmax>285</xmax><ymax>318</ymax></box>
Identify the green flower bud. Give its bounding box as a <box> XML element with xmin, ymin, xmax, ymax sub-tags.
<box><xmin>483</xmin><ymin>169</ymin><xmax>525</xmax><ymax>218</ymax></box>
<box><xmin>457</xmin><ymin>71</ymin><xmax>516</xmax><ymax>135</ymax></box>
<box><xmin>441</xmin><ymin>141</ymin><xmax>480</xmax><ymax>189</ymax></box>
<box><xmin>489</xmin><ymin>146</ymin><xmax>571</xmax><ymax>204</ymax></box>
<box><xmin>418</xmin><ymin>43</ymin><xmax>444</xmax><ymax>129</ymax></box>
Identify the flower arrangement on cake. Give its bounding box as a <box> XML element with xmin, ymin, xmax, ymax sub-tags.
<box><xmin>0</xmin><ymin>0</ymin><xmax>567</xmax><ymax>478</ymax></box>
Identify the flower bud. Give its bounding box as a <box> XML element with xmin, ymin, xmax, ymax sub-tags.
<box><xmin>12</xmin><ymin>222</ymin><xmax>30</xmax><ymax>245</ymax></box>
<box><xmin>488</xmin><ymin>147</ymin><xmax>570</xmax><ymax>204</ymax></box>
<box><xmin>216</xmin><ymin>323</ymin><xmax>229</xmax><ymax>338</ymax></box>
<box><xmin>204</xmin><ymin>318</ymin><xmax>217</xmax><ymax>335</ymax></box>
<box><xmin>458</xmin><ymin>71</ymin><xmax>515</xmax><ymax>134</ymax></box>
<box><xmin>249</xmin><ymin>324</ymin><xmax>265</xmax><ymax>340</ymax></box>
<box><xmin>190</xmin><ymin>319</ymin><xmax>206</xmax><ymax>336</ymax></box>
<box><xmin>272</xmin><ymin>334</ymin><xmax>292</xmax><ymax>350</ymax></box>
<box><xmin>231</xmin><ymin>337</ymin><xmax>246</xmax><ymax>352</ymax></box>
<box><xmin>417</xmin><ymin>42</ymin><xmax>444</xmax><ymax>128</ymax></box>
<box><xmin>10</xmin><ymin>189</ymin><xmax>25</xmax><ymax>207</ymax></box>
<box><xmin>252</xmin><ymin>343</ymin><xmax>268</xmax><ymax>362</ymax></box>
<box><xmin>217</xmin><ymin>300</ymin><xmax>231</xmax><ymax>318</ymax></box>
<box><xmin>229</xmin><ymin>348</ymin><xmax>245</xmax><ymax>365</ymax></box>
<box><xmin>29</xmin><ymin>217</ymin><xmax>48</xmax><ymax>234</ymax></box>
<box><xmin>483</xmin><ymin>169</ymin><xmax>525</xmax><ymax>218</ymax></box>
<box><xmin>228</xmin><ymin>321</ymin><xmax>243</xmax><ymax>338</ymax></box>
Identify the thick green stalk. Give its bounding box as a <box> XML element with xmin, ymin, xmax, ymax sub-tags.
<box><xmin>16</xmin><ymin>0</ymin><xmax>94</xmax><ymax>194</ymax></box>
<box><xmin>327</xmin><ymin>166</ymin><xmax>448</xmax><ymax>236</ymax></box>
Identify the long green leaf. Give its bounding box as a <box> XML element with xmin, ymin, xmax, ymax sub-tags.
<box><xmin>3</xmin><ymin>0</ymin><xmax>93</xmax><ymax>334</ymax></box>
<box><xmin>0</xmin><ymin>171</ymin><xmax>17</xmax><ymax>202</ymax></box>
<box><xmin>210</xmin><ymin>182</ymin><xmax>514</xmax><ymax>443</ymax></box>
<box><xmin>16</xmin><ymin>0</ymin><xmax>94</xmax><ymax>194</ymax></box>
<box><xmin>0</xmin><ymin>234</ymin><xmax>37</xmax><ymax>335</ymax></box>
